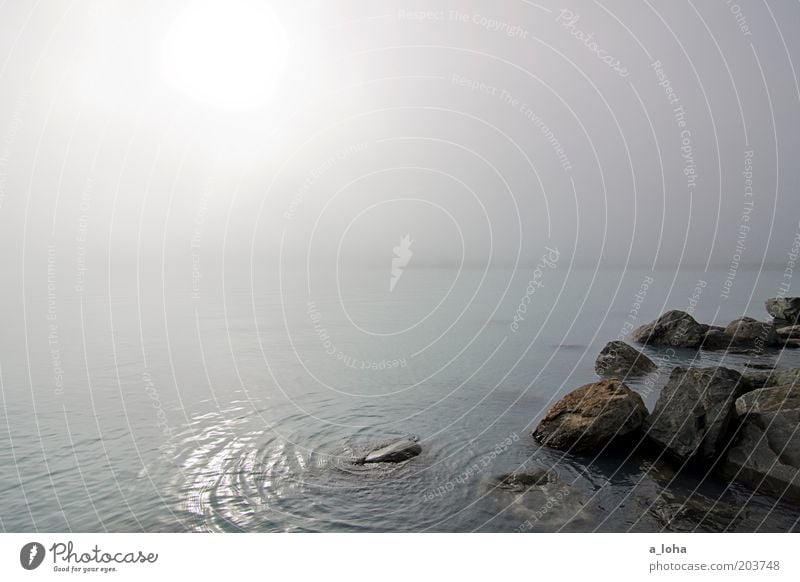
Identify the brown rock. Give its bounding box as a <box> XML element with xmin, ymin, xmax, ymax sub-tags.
<box><xmin>532</xmin><ymin>379</ymin><xmax>648</xmax><ymax>453</ymax></box>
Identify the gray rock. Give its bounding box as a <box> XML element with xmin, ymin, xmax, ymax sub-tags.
<box><xmin>734</xmin><ymin>384</ymin><xmax>800</xmax><ymax>416</ymax></box>
<box><xmin>765</xmin><ymin>297</ymin><xmax>800</xmax><ymax>326</ymax></box>
<box><xmin>742</xmin><ymin>368</ymin><xmax>800</xmax><ymax>391</ymax></box>
<box><xmin>701</xmin><ymin>318</ymin><xmax>780</xmax><ymax>352</ymax></box>
<box><xmin>595</xmin><ymin>341</ymin><xmax>657</xmax><ymax>377</ymax></box>
<box><xmin>724</xmin><ymin>384</ymin><xmax>800</xmax><ymax>502</ymax></box>
<box><xmin>630</xmin><ymin>310</ymin><xmax>709</xmax><ymax>348</ymax></box>
<box><xmin>644</xmin><ymin>367</ymin><xmax>747</xmax><ymax>461</ymax></box>
<box><xmin>776</xmin><ymin>325</ymin><xmax>800</xmax><ymax>340</ymax></box>
<box><xmin>702</xmin><ymin>328</ymin><xmax>731</xmax><ymax>350</ymax></box>
<box><xmin>532</xmin><ymin>379</ymin><xmax>648</xmax><ymax>453</ymax></box>
<box><xmin>724</xmin><ymin>317</ymin><xmax>779</xmax><ymax>349</ymax></box>
<box><xmin>358</xmin><ymin>437</ymin><xmax>422</xmax><ymax>464</ymax></box>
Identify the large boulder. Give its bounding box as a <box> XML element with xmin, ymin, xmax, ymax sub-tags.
<box><xmin>595</xmin><ymin>341</ymin><xmax>657</xmax><ymax>377</ymax></box>
<box><xmin>742</xmin><ymin>368</ymin><xmax>800</xmax><ymax>391</ymax></box>
<box><xmin>734</xmin><ymin>384</ymin><xmax>800</xmax><ymax>416</ymax></box>
<box><xmin>701</xmin><ymin>328</ymin><xmax>731</xmax><ymax>350</ymax></box>
<box><xmin>532</xmin><ymin>379</ymin><xmax>648</xmax><ymax>453</ymax></box>
<box><xmin>723</xmin><ymin>317</ymin><xmax>779</xmax><ymax>348</ymax></box>
<box><xmin>644</xmin><ymin>367</ymin><xmax>747</xmax><ymax>461</ymax></box>
<box><xmin>724</xmin><ymin>384</ymin><xmax>800</xmax><ymax>502</ymax></box>
<box><xmin>765</xmin><ymin>297</ymin><xmax>800</xmax><ymax>326</ymax></box>
<box><xmin>630</xmin><ymin>310</ymin><xmax>709</xmax><ymax>348</ymax></box>
<box><xmin>701</xmin><ymin>317</ymin><xmax>780</xmax><ymax>352</ymax></box>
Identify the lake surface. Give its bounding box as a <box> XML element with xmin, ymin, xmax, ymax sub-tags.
<box><xmin>2</xmin><ymin>266</ymin><xmax>799</xmax><ymax>532</ymax></box>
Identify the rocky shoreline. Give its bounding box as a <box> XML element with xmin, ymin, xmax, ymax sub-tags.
<box><xmin>353</xmin><ymin>297</ymin><xmax>799</xmax><ymax>527</ymax></box>
<box><xmin>531</xmin><ymin>297</ymin><xmax>800</xmax><ymax>504</ymax></box>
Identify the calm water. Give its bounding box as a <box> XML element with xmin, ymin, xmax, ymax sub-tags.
<box><xmin>2</xmin><ymin>266</ymin><xmax>799</xmax><ymax>532</ymax></box>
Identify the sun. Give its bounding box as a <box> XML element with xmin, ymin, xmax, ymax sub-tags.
<box><xmin>162</xmin><ymin>0</ymin><xmax>289</xmax><ymax>110</ymax></box>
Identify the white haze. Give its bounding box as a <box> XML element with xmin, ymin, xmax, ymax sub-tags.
<box><xmin>1</xmin><ymin>0</ymin><xmax>799</xmax><ymax>295</ymax></box>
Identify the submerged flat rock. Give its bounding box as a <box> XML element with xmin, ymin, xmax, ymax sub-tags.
<box><xmin>360</xmin><ymin>437</ymin><xmax>422</xmax><ymax>464</ymax></box>
<box><xmin>490</xmin><ymin>468</ymin><xmax>558</xmax><ymax>492</ymax></box>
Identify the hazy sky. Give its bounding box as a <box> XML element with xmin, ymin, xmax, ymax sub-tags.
<box><xmin>1</xmin><ymin>0</ymin><xmax>799</xmax><ymax>282</ymax></box>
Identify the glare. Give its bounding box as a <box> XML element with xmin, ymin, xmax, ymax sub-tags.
<box><xmin>162</xmin><ymin>0</ymin><xmax>289</xmax><ymax>110</ymax></box>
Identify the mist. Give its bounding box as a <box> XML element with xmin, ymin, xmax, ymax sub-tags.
<box><xmin>5</xmin><ymin>1</ymin><xmax>800</xmax><ymax>539</ymax></box>
<box><xmin>1</xmin><ymin>0</ymin><xmax>799</xmax><ymax>294</ymax></box>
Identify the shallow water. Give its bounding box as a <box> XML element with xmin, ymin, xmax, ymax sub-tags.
<box><xmin>2</xmin><ymin>266</ymin><xmax>799</xmax><ymax>532</ymax></box>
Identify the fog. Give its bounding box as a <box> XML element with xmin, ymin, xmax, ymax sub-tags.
<box><xmin>1</xmin><ymin>0</ymin><xmax>799</xmax><ymax>291</ymax></box>
<box><xmin>5</xmin><ymin>1</ymin><xmax>800</xmax><ymax>538</ymax></box>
